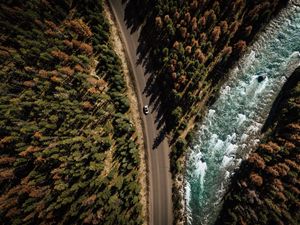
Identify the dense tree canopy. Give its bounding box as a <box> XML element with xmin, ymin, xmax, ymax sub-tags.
<box><xmin>122</xmin><ymin>0</ymin><xmax>291</xmax><ymax>223</ymax></box>
<box><xmin>0</xmin><ymin>1</ymin><xmax>144</xmax><ymax>224</ymax></box>
<box><xmin>216</xmin><ymin>69</ymin><xmax>300</xmax><ymax>225</ymax></box>
<box><xmin>125</xmin><ymin>0</ymin><xmax>288</xmax><ymax>137</ymax></box>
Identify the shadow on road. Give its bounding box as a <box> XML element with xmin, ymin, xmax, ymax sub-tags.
<box><xmin>121</xmin><ymin>0</ymin><xmax>173</xmax><ymax>148</ymax></box>
<box><xmin>152</xmin><ymin>126</ymin><xmax>168</xmax><ymax>150</ymax></box>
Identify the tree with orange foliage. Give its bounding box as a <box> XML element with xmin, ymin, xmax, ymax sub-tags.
<box><xmin>191</xmin><ymin>17</ymin><xmax>198</xmax><ymax>31</ymax></box>
<box><xmin>51</xmin><ymin>50</ymin><xmax>70</xmax><ymax>62</ymax></box>
<box><xmin>180</xmin><ymin>27</ymin><xmax>187</xmax><ymax>38</ymax></box>
<box><xmin>219</xmin><ymin>20</ymin><xmax>228</xmax><ymax>33</ymax></box>
<box><xmin>74</xmin><ymin>64</ymin><xmax>84</xmax><ymax>72</ymax></box>
<box><xmin>247</xmin><ymin>152</ymin><xmax>265</xmax><ymax>169</ymax></box>
<box><xmin>66</xmin><ymin>19</ymin><xmax>92</xmax><ymax>38</ymax></box>
<box><xmin>195</xmin><ymin>48</ymin><xmax>205</xmax><ymax>63</ymax></box>
<box><xmin>185</xmin><ymin>46</ymin><xmax>192</xmax><ymax>54</ymax></box>
<box><xmin>0</xmin><ymin>169</ymin><xmax>14</xmax><ymax>181</ymax></box>
<box><xmin>79</xmin><ymin>42</ymin><xmax>93</xmax><ymax>55</ymax></box>
<box><xmin>229</xmin><ymin>21</ymin><xmax>240</xmax><ymax>35</ymax></box>
<box><xmin>199</xmin><ymin>16</ymin><xmax>206</xmax><ymax>27</ymax></box>
<box><xmin>63</xmin><ymin>39</ymin><xmax>73</xmax><ymax>48</ymax></box>
<box><xmin>185</xmin><ymin>12</ymin><xmax>191</xmax><ymax>22</ymax></box>
<box><xmin>58</xmin><ymin>66</ymin><xmax>74</xmax><ymax>76</ymax></box>
<box><xmin>0</xmin><ymin>157</ymin><xmax>15</xmax><ymax>165</ymax></box>
<box><xmin>222</xmin><ymin>46</ymin><xmax>232</xmax><ymax>58</ymax></box>
<box><xmin>250</xmin><ymin>173</ymin><xmax>263</xmax><ymax>187</ymax></box>
<box><xmin>234</xmin><ymin>40</ymin><xmax>247</xmax><ymax>54</ymax></box>
<box><xmin>211</xmin><ymin>26</ymin><xmax>221</xmax><ymax>43</ymax></box>
<box><xmin>19</xmin><ymin>146</ymin><xmax>40</xmax><ymax>157</ymax></box>
<box><xmin>155</xmin><ymin>16</ymin><xmax>163</xmax><ymax>29</ymax></box>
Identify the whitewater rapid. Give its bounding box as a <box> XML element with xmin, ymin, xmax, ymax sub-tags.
<box><xmin>185</xmin><ymin>1</ymin><xmax>300</xmax><ymax>225</ymax></box>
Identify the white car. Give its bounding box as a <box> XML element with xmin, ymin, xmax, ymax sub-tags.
<box><xmin>143</xmin><ymin>105</ymin><xmax>149</xmax><ymax>115</ymax></box>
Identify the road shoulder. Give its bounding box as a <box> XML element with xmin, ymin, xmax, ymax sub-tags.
<box><xmin>103</xmin><ymin>2</ymin><xmax>148</xmax><ymax>224</ymax></box>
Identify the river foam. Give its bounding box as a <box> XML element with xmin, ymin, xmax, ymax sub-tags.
<box><xmin>185</xmin><ymin>2</ymin><xmax>300</xmax><ymax>225</ymax></box>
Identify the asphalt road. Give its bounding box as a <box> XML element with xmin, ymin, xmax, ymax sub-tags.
<box><xmin>107</xmin><ymin>1</ymin><xmax>173</xmax><ymax>225</ymax></box>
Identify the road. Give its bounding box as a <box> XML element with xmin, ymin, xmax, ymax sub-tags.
<box><xmin>107</xmin><ymin>1</ymin><xmax>173</xmax><ymax>225</ymax></box>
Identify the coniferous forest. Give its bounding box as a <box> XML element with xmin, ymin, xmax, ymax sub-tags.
<box><xmin>122</xmin><ymin>0</ymin><xmax>299</xmax><ymax>224</ymax></box>
<box><xmin>216</xmin><ymin>69</ymin><xmax>300</xmax><ymax>225</ymax></box>
<box><xmin>125</xmin><ymin>0</ymin><xmax>299</xmax><ymax>224</ymax></box>
<box><xmin>123</xmin><ymin>0</ymin><xmax>293</xmax><ymax>223</ymax></box>
<box><xmin>0</xmin><ymin>0</ymin><xmax>299</xmax><ymax>225</ymax></box>
<box><xmin>123</xmin><ymin>0</ymin><xmax>289</xmax><ymax>179</ymax></box>
<box><xmin>124</xmin><ymin>0</ymin><xmax>288</xmax><ymax>133</ymax></box>
<box><xmin>0</xmin><ymin>1</ymin><xmax>143</xmax><ymax>224</ymax></box>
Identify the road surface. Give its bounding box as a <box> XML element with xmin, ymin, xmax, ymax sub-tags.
<box><xmin>107</xmin><ymin>1</ymin><xmax>173</xmax><ymax>225</ymax></box>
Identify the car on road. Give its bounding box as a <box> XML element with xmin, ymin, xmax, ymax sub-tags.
<box><xmin>143</xmin><ymin>105</ymin><xmax>149</xmax><ymax>115</ymax></box>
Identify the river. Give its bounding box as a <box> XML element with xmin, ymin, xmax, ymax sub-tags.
<box><xmin>185</xmin><ymin>1</ymin><xmax>300</xmax><ymax>224</ymax></box>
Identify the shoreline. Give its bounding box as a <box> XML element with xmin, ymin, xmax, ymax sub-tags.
<box><xmin>103</xmin><ymin>2</ymin><xmax>149</xmax><ymax>224</ymax></box>
<box><xmin>178</xmin><ymin>2</ymin><xmax>298</xmax><ymax>224</ymax></box>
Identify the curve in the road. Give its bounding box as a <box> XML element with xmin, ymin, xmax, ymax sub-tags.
<box><xmin>107</xmin><ymin>1</ymin><xmax>173</xmax><ymax>225</ymax></box>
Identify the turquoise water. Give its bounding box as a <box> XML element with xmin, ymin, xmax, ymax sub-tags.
<box><xmin>185</xmin><ymin>2</ymin><xmax>300</xmax><ymax>225</ymax></box>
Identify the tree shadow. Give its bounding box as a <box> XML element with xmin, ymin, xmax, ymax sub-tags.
<box><xmin>122</xmin><ymin>0</ymin><xmax>172</xmax><ymax>148</ymax></box>
<box><xmin>123</xmin><ymin>0</ymin><xmax>155</xmax><ymax>34</ymax></box>
<box><xmin>152</xmin><ymin>125</ymin><xmax>168</xmax><ymax>150</ymax></box>
<box><xmin>261</xmin><ymin>68</ymin><xmax>300</xmax><ymax>132</ymax></box>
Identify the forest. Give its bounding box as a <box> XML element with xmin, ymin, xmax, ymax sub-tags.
<box><xmin>124</xmin><ymin>0</ymin><xmax>289</xmax><ymax>172</ymax></box>
<box><xmin>0</xmin><ymin>0</ymin><xmax>144</xmax><ymax>224</ymax></box>
<box><xmin>216</xmin><ymin>68</ymin><xmax>300</xmax><ymax>225</ymax></box>
<box><xmin>1</xmin><ymin>0</ymin><xmax>299</xmax><ymax>225</ymax></box>
<box><xmin>122</xmin><ymin>0</ymin><xmax>291</xmax><ymax>223</ymax></box>
<box><xmin>125</xmin><ymin>0</ymin><xmax>288</xmax><ymax>134</ymax></box>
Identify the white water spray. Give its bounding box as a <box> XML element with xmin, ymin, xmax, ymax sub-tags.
<box><xmin>185</xmin><ymin>2</ymin><xmax>300</xmax><ymax>225</ymax></box>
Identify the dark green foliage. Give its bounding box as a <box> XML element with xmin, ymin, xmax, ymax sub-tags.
<box><xmin>0</xmin><ymin>1</ymin><xmax>143</xmax><ymax>224</ymax></box>
<box><xmin>124</xmin><ymin>1</ymin><xmax>288</xmax><ymax>223</ymax></box>
<box><xmin>111</xmin><ymin>92</ymin><xmax>130</xmax><ymax>113</ymax></box>
<box><xmin>125</xmin><ymin>0</ymin><xmax>288</xmax><ymax>134</ymax></box>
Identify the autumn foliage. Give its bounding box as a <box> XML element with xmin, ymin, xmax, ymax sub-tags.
<box><xmin>126</xmin><ymin>0</ymin><xmax>290</xmax><ymax>223</ymax></box>
<box><xmin>0</xmin><ymin>1</ymin><xmax>143</xmax><ymax>224</ymax></box>
<box><xmin>126</xmin><ymin>0</ymin><xmax>289</xmax><ymax>144</ymax></box>
<box><xmin>216</xmin><ymin>69</ymin><xmax>300</xmax><ymax>225</ymax></box>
